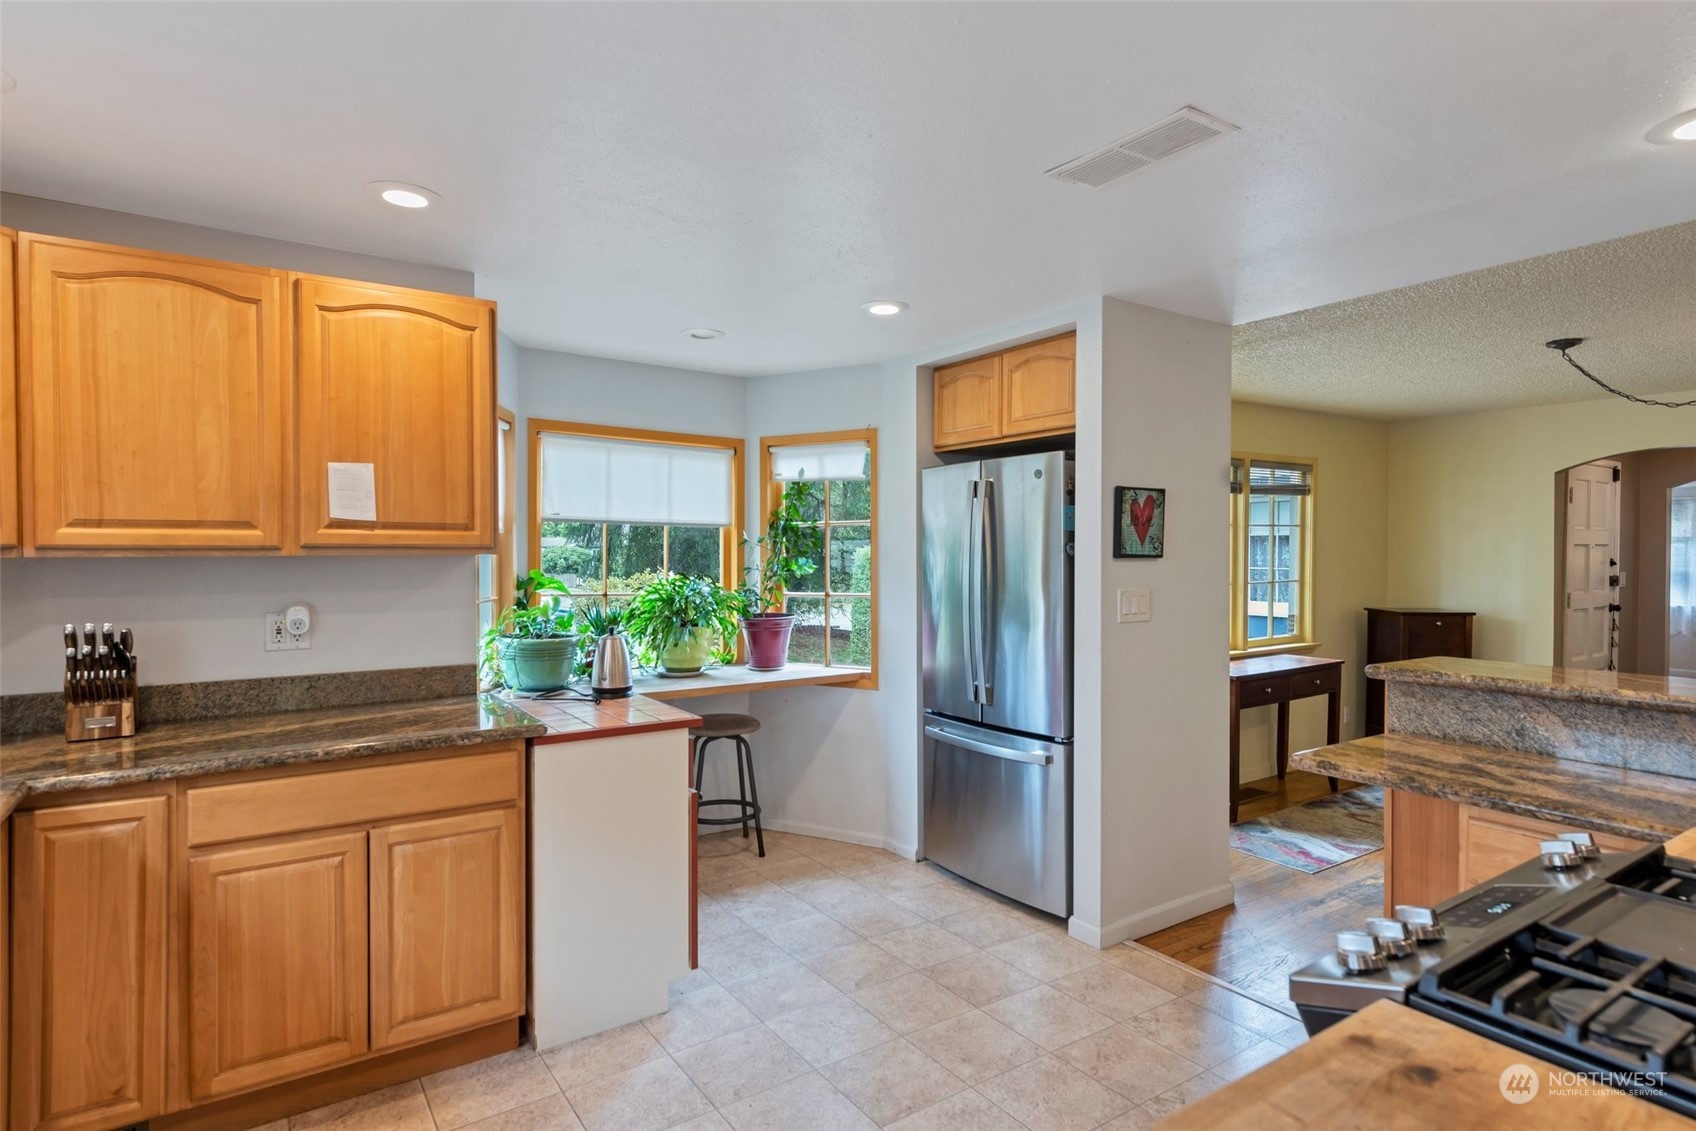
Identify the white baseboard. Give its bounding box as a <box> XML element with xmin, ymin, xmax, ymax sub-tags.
<box><xmin>1069</xmin><ymin>881</ymin><xmax>1236</xmax><ymax>950</ymax></box>
<box><xmin>696</xmin><ymin>815</ymin><xmax>917</xmax><ymax>861</ymax></box>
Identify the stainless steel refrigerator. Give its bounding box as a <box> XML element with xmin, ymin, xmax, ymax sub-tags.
<box><xmin>921</xmin><ymin>451</ymin><xmax>1074</xmax><ymax>917</ymax></box>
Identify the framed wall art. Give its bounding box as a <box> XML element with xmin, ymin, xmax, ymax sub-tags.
<box><xmin>1113</xmin><ymin>486</ymin><xmax>1165</xmax><ymax>558</ymax></box>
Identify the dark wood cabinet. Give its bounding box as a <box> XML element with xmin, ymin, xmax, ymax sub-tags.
<box><xmin>1365</xmin><ymin>608</ymin><xmax>1475</xmax><ymax>734</ymax></box>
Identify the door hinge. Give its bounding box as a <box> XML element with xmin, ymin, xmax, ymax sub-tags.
<box><xmin>1568</xmin><ymin>485</ymin><xmax>1575</xmax><ymax>504</ymax></box>
<box><xmin>1612</xmin><ymin>466</ymin><xmax>1622</xmax><ymax>482</ymax></box>
<box><xmin>1565</xmin><ymin>592</ymin><xmax>1572</xmax><ymax>609</ymax></box>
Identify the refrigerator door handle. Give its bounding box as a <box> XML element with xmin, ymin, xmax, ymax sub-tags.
<box><xmin>979</xmin><ymin>477</ymin><xmax>997</xmax><ymax>706</ymax></box>
<box><xmin>965</xmin><ymin>479</ymin><xmax>982</xmax><ymax>703</ymax></box>
<box><xmin>923</xmin><ymin>723</ymin><xmax>1055</xmax><ymax>765</ymax></box>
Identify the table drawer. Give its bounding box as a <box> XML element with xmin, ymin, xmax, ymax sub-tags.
<box><xmin>1293</xmin><ymin>666</ymin><xmax>1341</xmax><ymax>696</ymax></box>
<box><xmin>1236</xmin><ymin>675</ymin><xmax>1290</xmax><ymax>708</ymax></box>
<box><xmin>186</xmin><ymin>743</ymin><xmax>523</xmax><ymax>846</ymax></box>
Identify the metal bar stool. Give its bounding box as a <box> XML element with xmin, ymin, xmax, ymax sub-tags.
<box><xmin>690</xmin><ymin>713</ymin><xmax>764</xmax><ymax>857</ymax></box>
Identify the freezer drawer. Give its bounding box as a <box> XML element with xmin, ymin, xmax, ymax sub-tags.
<box><xmin>921</xmin><ymin>716</ymin><xmax>1071</xmax><ymax>918</ymax></box>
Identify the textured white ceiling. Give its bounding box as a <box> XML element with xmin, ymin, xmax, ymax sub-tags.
<box><xmin>1233</xmin><ymin>221</ymin><xmax>1696</xmax><ymax>420</ymax></box>
<box><xmin>2</xmin><ymin>2</ymin><xmax>1694</xmax><ymax>385</ymax></box>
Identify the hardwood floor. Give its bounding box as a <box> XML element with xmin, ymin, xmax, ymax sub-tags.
<box><xmin>1137</xmin><ymin>771</ymin><xmax>1384</xmax><ymax>1010</ymax></box>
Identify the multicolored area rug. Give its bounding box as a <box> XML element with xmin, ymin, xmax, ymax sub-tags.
<box><xmin>1230</xmin><ymin>786</ymin><xmax>1385</xmax><ymax>873</ymax></box>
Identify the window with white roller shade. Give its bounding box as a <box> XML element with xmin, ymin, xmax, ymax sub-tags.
<box><xmin>538</xmin><ymin>433</ymin><xmax>734</xmax><ymax>526</ymax></box>
<box><xmin>770</xmin><ymin>440</ymin><xmax>870</xmax><ymax>483</ymax></box>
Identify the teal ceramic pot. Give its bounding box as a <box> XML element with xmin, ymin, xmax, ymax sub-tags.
<box><xmin>656</xmin><ymin>626</ymin><xmax>715</xmax><ymax>674</ymax></box>
<box><xmin>497</xmin><ymin>636</ymin><xmax>577</xmax><ymax>692</ymax></box>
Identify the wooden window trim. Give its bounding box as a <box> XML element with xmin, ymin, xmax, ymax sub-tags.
<box><xmin>1230</xmin><ymin>450</ymin><xmax>1317</xmax><ymax>653</ymax></box>
<box><xmin>526</xmin><ymin>419</ymin><xmax>745</xmax><ymax>596</ymax></box>
<box><xmin>476</xmin><ymin>408</ymin><xmax>519</xmax><ymax>642</ymax></box>
<box><xmin>759</xmin><ymin>428</ymin><xmax>878</xmax><ymax>690</ymax></box>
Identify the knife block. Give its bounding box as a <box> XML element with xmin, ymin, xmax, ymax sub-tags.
<box><xmin>66</xmin><ymin>697</ymin><xmax>137</xmax><ymax>742</ymax></box>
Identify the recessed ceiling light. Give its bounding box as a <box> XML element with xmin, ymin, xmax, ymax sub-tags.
<box><xmin>681</xmin><ymin>327</ymin><xmax>725</xmax><ymax>340</ymax></box>
<box><xmin>1645</xmin><ymin>109</ymin><xmax>1696</xmax><ymax>145</ymax></box>
<box><xmin>368</xmin><ymin>181</ymin><xmax>437</xmax><ymax>208</ymax></box>
<box><xmin>863</xmin><ymin>300</ymin><xmax>907</xmax><ymax>317</ymax></box>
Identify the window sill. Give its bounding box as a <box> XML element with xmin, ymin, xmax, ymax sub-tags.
<box><xmin>1229</xmin><ymin>642</ymin><xmax>1322</xmax><ymax>661</ymax></box>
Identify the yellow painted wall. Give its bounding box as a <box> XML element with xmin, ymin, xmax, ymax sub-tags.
<box><xmin>1231</xmin><ymin>402</ymin><xmax>1390</xmax><ymax>781</ymax></box>
<box><xmin>1386</xmin><ymin>393</ymin><xmax>1696</xmax><ymax>665</ymax></box>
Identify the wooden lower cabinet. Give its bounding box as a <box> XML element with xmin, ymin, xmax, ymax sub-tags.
<box><xmin>369</xmin><ymin>808</ymin><xmax>523</xmax><ymax>1050</ymax></box>
<box><xmin>9</xmin><ymin>797</ymin><xmax>170</xmax><ymax>1131</ymax></box>
<box><xmin>1384</xmin><ymin>789</ymin><xmax>1648</xmax><ymax>912</ymax></box>
<box><xmin>186</xmin><ymin>831</ymin><xmax>369</xmax><ymax>1100</ymax></box>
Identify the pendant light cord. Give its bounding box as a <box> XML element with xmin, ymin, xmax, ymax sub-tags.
<box><xmin>1547</xmin><ymin>339</ymin><xmax>1696</xmax><ymax>408</ymax></box>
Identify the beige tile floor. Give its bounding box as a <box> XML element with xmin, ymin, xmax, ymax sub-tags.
<box><xmin>256</xmin><ymin>830</ymin><xmax>1308</xmax><ymax>1131</ymax></box>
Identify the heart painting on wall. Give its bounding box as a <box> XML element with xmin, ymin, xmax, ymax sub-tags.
<box><xmin>1113</xmin><ymin>486</ymin><xmax>1165</xmax><ymax>558</ymax></box>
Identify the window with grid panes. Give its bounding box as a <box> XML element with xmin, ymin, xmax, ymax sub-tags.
<box><xmin>764</xmin><ymin>432</ymin><xmax>876</xmax><ymax>678</ymax></box>
<box><xmin>1230</xmin><ymin>456</ymin><xmax>1315</xmax><ymax>651</ymax></box>
<box><xmin>530</xmin><ymin>422</ymin><xmax>743</xmax><ymax>606</ymax></box>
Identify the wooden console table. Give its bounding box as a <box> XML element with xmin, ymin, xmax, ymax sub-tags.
<box><xmin>1229</xmin><ymin>654</ymin><xmax>1343</xmax><ymax>823</ymax></box>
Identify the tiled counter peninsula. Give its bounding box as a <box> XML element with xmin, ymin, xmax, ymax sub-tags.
<box><xmin>1293</xmin><ymin>658</ymin><xmax>1696</xmax><ymax>911</ymax></box>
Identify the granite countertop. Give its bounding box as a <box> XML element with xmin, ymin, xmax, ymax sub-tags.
<box><xmin>0</xmin><ymin>695</ymin><xmax>548</xmax><ymax>820</ymax></box>
<box><xmin>1292</xmin><ymin>733</ymin><xmax>1696</xmax><ymax>840</ymax></box>
<box><xmin>1367</xmin><ymin>657</ymin><xmax>1696</xmax><ymax>714</ymax></box>
<box><xmin>502</xmin><ymin>693</ymin><xmax>701</xmax><ymax>744</ymax></box>
<box><xmin>1159</xmin><ymin>999</ymin><xmax>1688</xmax><ymax>1129</ymax></box>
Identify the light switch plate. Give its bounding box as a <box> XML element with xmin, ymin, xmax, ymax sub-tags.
<box><xmin>1117</xmin><ymin>587</ymin><xmax>1152</xmax><ymax>623</ymax></box>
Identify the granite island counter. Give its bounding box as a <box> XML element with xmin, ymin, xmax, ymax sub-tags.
<box><xmin>1292</xmin><ymin>657</ymin><xmax>1696</xmax><ymax>912</ymax></box>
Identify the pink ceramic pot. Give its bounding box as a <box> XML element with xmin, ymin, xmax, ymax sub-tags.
<box><xmin>742</xmin><ymin>613</ymin><xmax>796</xmax><ymax>671</ymax></box>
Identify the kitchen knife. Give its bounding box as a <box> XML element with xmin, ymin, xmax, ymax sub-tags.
<box><xmin>101</xmin><ymin>623</ymin><xmax>115</xmax><ymax>653</ymax></box>
<box><xmin>83</xmin><ymin>624</ymin><xmax>96</xmax><ymax>653</ymax></box>
<box><xmin>64</xmin><ymin>624</ymin><xmax>77</xmax><ymax>654</ymax></box>
<box><xmin>64</xmin><ymin>646</ymin><xmax>76</xmax><ymax>703</ymax></box>
<box><xmin>96</xmin><ymin>645</ymin><xmax>112</xmax><ymax>700</ymax></box>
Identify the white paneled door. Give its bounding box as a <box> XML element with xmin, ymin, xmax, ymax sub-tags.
<box><xmin>1563</xmin><ymin>461</ymin><xmax>1620</xmax><ymax>670</ymax></box>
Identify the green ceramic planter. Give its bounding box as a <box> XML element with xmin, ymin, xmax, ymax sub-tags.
<box><xmin>656</xmin><ymin>626</ymin><xmax>715</xmax><ymax>674</ymax></box>
<box><xmin>497</xmin><ymin>636</ymin><xmax>577</xmax><ymax>692</ymax></box>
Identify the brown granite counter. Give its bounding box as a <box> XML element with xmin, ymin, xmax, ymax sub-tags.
<box><xmin>1292</xmin><ymin>733</ymin><xmax>1696</xmax><ymax>841</ymax></box>
<box><xmin>0</xmin><ymin>695</ymin><xmax>548</xmax><ymax>820</ymax></box>
<box><xmin>1368</xmin><ymin>656</ymin><xmax>1696</xmax><ymax>714</ymax></box>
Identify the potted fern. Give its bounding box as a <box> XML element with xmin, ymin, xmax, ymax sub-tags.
<box><xmin>482</xmin><ymin>569</ymin><xmax>577</xmax><ymax>691</ymax></box>
<box><xmin>741</xmin><ymin>482</ymin><xmax>824</xmax><ymax>670</ymax></box>
<box><xmin>625</xmin><ymin>574</ymin><xmax>747</xmax><ymax>674</ymax></box>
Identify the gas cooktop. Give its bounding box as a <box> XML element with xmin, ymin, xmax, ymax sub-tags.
<box><xmin>1290</xmin><ymin>834</ymin><xmax>1696</xmax><ymax>1118</ymax></box>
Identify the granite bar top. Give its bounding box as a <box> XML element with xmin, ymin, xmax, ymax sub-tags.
<box><xmin>1292</xmin><ymin>733</ymin><xmax>1696</xmax><ymax>841</ymax></box>
<box><xmin>0</xmin><ymin>695</ymin><xmax>548</xmax><ymax>821</ymax></box>
<box><xmin>502</xmin><ymin>693</ymin><xmax>701</xmax><ymax>743</ymax></box>
<box><xmin>1367</xmin><ymin>657</ymin><xmax>1696</xmax><ymax>714</ymax></box>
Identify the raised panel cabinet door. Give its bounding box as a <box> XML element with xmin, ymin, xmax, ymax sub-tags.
<box><xmin>370</xmin><ymin>807</ymin><xmax>523</xmax><ymax>1049</ymax></box>
<box><xmin>9</xmin><ymin>796</ymin><xmax>169</xmax><ymax>1131</ymax></box>
<box><xmin>1000</xmin><ymin>333</ymin><xmax>1075</xmax><ymax>439</ymax></box>
<box><xmin>932</xmin><ymin>354</ymin><xmax>1002</xmax><ymax>450</ymax></box>
<box><xmin>19</xmin><ymin>234</ymin><xmax>288</xmax><ymax>551</ymax></box>
<box><xmin>186</xmin><ymin>831</ymin><xmax>368</xmax><ymax>1100</ymax></box>
<box><xmin>295</xmin><ymin>277</ymin><xmax>495</xmax><ymax>549</ymax></box>
<box><xmin>2</xmin><ymin>228</ymin><xmax>19</xmax><ymax>551</ymax></box>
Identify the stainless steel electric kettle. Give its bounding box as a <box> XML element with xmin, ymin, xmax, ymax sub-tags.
<box><xmin>590</xmin><ymin>630</ymin><xmax>633</xmax><ymax>699</ymax></box>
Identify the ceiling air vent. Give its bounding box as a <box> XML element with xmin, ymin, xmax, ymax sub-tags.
<box><xmin>1046</xmin><ymin>106</ymin><xmax>1239</xmax><ymax>188</ymax></box>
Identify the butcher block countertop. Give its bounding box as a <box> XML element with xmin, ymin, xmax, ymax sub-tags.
<box><xmin>1292</xmin><ymin>732</ymin><xmax>1696</xmax><ymax>842</ymax></box>
<box><xmin>1158</xmin><ymin>1000</ymin><xmax>1687</xmax><ymax>1129</ymax></box>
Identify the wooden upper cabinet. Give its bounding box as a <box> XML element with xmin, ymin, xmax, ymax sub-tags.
<box><xmin>186</xmin><ymin>830</ymin><xmax>368</xmax><ymax>1100</ymax></box>
<box><xmin>2</xmin><ymin>228</ymin><xmax>18</xmax><ymax>552</ymax></box>
<box><xmin>295</xmin><ymin>277</ymin><xmax>495</xmax><ymax>550</ymax></box>
<box><xmin>1000</xmin><ymin>333</ymin><xmax>1076</xmax><ymax>439</ymax></box>
<box><xmin>933</xmin><ymin>354</ymin><xmax>1003</xmax><ymax>450</ymax></box>
<box><xmin>932</xmin><ymin>332</ymin><xmax>1075</xmax><ymax>452</ymax></box>
<box><xmin>19</xmin><ymin>235</ymin><xmax>288</xmax><ymax>551</ymax></box>
<box><xmin>9</xmin><ymin>796</ymin><xmax>169</xmax><ymax>1131</ymax></box>
<box><xmin>369</xmin><ymin>807</ymin><xmax>524</xmax><ymax>1049</ymax></box>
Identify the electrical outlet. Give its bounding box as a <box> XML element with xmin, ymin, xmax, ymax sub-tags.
<box><xmin>1342</xmin><ymin>705</ymin><xmax>1352</xmax><ymax>726</ymax></box>
<box><xmin>264</xmin><ymin>612</ymin><xmax>311</xmax><ymax>651</ymax></box>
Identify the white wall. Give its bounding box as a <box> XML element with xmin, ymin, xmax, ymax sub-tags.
<box><xmin>0</xmin><ymin>197</ymin><xmax>483</xmax><ymax>694</ymax></box>
<box><xmin>1083</xmin><ymin>298</ymin><xmax>1234</xmax><ymax>947</ymax></box>
<box><xmin>741</xmin><ymin>365</ymin><xmax>897</xmax><ymax>848</ymax></box>
<box><xmin>1387</xmin><ymin>392</ymin><xmax>1696</xmax><ymax>664</ymax></box>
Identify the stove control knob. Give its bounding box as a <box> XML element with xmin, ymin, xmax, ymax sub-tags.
<box><xmin>1393</xmin><ymin>905</ymin><xmax>1446</xmax><ymax>943</ymax></box>
<box><xmin>1555</xmin><ymin>831</ymin><xmax>1600</xmax><ymax>860</ymax></box>
<box><xmin>1336</xmin><ymin>931</ymin><xmax>1387</xmax><ymax>973</ymax></box>
<box><xmin>1540</xmin><ymin>839</ymin><xmax>1586</xmax><ymax>870</ymax></box>
<box><xmin>1366</xmin><ymin>917</ymin><xmax>1415</xmax><ymax>958</ymax></box>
